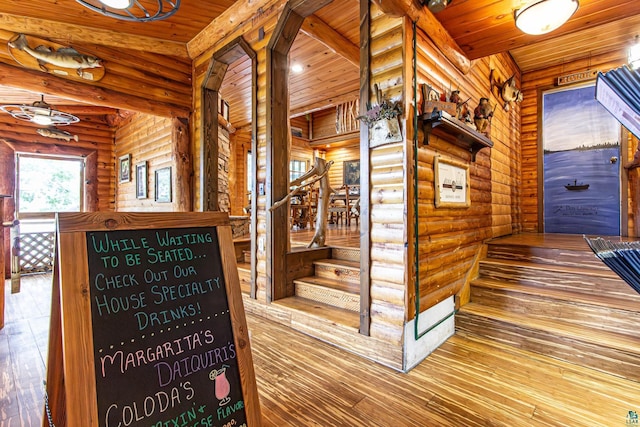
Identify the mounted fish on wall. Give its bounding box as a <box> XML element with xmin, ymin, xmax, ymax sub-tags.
<box><xmin>7</xmin><ymin>33</ymin><xmax>105</xmax><ymax>82</ymax></box>
<box><xmin>36</xmin><ymin>127</ymin><xmax>79</xmax><ymax>142</ymax></box>
<box><xmin>489</xmin><ymin>69</ymin><xmax>523</xmax><ymax>111</ymax></box>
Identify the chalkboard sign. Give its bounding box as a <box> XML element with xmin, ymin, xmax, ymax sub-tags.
<box><xmin>45</xmin><ymin>212</ymin><xmax>261</xmax><ymax>427</ymax></box>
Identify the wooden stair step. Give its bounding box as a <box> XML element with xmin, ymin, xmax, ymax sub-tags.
<box><xmin>273</xmin><ymin>296</ymin><xmax>360</xmax><ymax>330</ymax></box>
<box><xmin>487</xmin><ymin>240</ymin><xmax>609</xmax><ymax>271</ymax></box>
<box><xmin>487</xmin><ymin>233</ymin><xmax>611</xmax><ymax>252</ymax></box>
<box><xmin>457</xmin><ymin>303</ymin><xmax>640</xmax><ymax>381</ymax></box>
<box><xmin>472</xmin><ymin>277</ymin><xmax>640</xmax><ymax>312</ymax></box>
<box><xmin>293</xmin><ymin>276</ymin><xmax>360</xmax><ymax>312</ymax></box>
<box><xmin>470</xmin><ymin>278</ymin><xmax>640</xmax><ymax>337</ymax></box>
<box><xmin>479</xmin><ymin>258</ymin><xmax>640</xmax><ymax>299</ymax></box>
<box><xmin>331</xmin><ymin>246</ymin><xmax>360</xmax><ymax>262</ymax></box>
<box><xmin>313</xmin><ymin>258</ymin><xmax>360</xmax><ymax>282</ymax></box>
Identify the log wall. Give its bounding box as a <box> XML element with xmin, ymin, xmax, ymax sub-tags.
<box><xmin>520</xmin><ymin>50</ymin><xmax>629</xmax><ymax>233</ymax></box>
<box><xmin>313</xmin><ymin>108</ymin><xmax>341</xmax><ymax>139</ymax></box>
<box><xmin>409</xmin><ymin>25</ymin><xmax>520</xmax><ymax>314</ymax></box>
<box><xmin>0</xmin><ymin>107</ymin><xmax>117</xmax><ymax>218</ymax></box>
<box><xmin>291</xmin><ymin>137</ymin><xmax>314</xmax><ymax>165</ymax></box>
<box><xmin>114</xmin><ymin>113</ymin><xmax>177</xmax><ymax>212</ymax></box>
<box><xmin>325</xmin><ymin>146</ymin><xmax>360</xmax><ymax>189</ymax></box>
<box><xmin>368</xmin><ymin>7</ymin><xmax>405</xmax><ymax>344</ymax></box>
<box><xmin>230</xmin><ymin>129</ymin><xmax>252</xmax><ymax>216</ymax></box>
<box><xmin>0</xmin><ymin>29</ymin><xmax>192</xmax><ymax>118</ymax></box>
<box><xmin>291</xmin><ymin>115</ymin><xmax>310</xmax><ymax>139</ymax></box>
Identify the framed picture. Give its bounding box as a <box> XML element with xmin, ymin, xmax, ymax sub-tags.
<box><xmin>118</xmin><ymin>154</ymin><xmax>131</xmax><ymax>183</ymax></box>
<box><xmin>343</xmin><ymin>159</ymin><xmax>360</xmax><ymax>187</ymax></box>
<box><xmin>135</xmin><ymin>161</ymin><xmax>147</xmax><ymax>199</ymax></box>
<box><xmin>434</xmin><ymin>156</ymin><xmax>469</xmax><ymax>208</ymax></box>
<box><xmin>154</xmin><ymin>167</ymin><xmax>172</xmax><ymax>203</ymax></box>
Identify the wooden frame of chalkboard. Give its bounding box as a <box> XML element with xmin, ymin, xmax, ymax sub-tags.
<box><xmin>45</xmin><ymin>212</ymin><xmax>261</xmax><ymax>427</ymax></box>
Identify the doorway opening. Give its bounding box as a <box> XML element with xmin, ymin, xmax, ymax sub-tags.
<box><xmin>15</xmin><ymin>153</ymin><xmax>84</xmax><ymax>274</ymax></box>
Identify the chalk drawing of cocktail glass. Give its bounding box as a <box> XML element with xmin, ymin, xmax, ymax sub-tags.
<box><xmin>209</xmin><ymin>366</ymin><xmax>231</xmax><ymax>406</ymax></box>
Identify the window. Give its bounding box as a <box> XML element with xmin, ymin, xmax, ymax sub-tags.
<box><xmin>290</xmin><ymin>159</ymin><xmax>307</xmax><ymax>182</ymax></box>
<box><xmin>17</xmin><ymin>154</ymin><xmax>84</xmax><ymax>219</ymax></box>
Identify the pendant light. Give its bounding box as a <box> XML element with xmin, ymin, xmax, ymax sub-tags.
<box><xmin>76</xmin><ymin>0</ymin><xmax>180</xmax><ymax>22</ymax></box>
<box><xmin>514</xmin><ymin>0</ymin><xmax>579</xmax><ymax>35</ymax></box>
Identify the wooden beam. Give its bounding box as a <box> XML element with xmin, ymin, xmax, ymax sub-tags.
<box><xmin>187</xmin><ymin>0</ymin><xmax>282</xmax><ymax>59</ymax></box>
<box><xmin>0</xmin><ymin>62</ymin><xmax>190</xmax><ymax>118</ymax></box>
<box><xmin>0</xmin><ymin>141</ymin><xmax>14</xmax><ymax>197</ymax></box>
<box><xmin>300</xmin><ymin>14</ymin><xmax>359</xmax><ymax>68</ymax></box>
<box><xmin>0</xmin><ymin>15</ymin><xmax>188</xmax><ymax>58</ymax></box>
<box><xmin>289</xmin><ymin>90</ymin><xmax>360</xmax><ymax>118</ymax></box>
<box><xmin>373</xmin><ymin>0</ymin><xmax>472</xmax><ymax>75</ymax></box>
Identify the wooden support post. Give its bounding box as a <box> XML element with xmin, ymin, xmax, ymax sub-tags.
<box><xmin>10</xmin><ymin>220</ymin><xmax>19</xmax><ymax>294</ymax></box>
<box><xmin>173</xmin><ymin>117</ymin><xmax>193</xmax><ymax>212</ymax></box>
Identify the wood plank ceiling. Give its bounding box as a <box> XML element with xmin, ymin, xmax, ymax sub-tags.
<box><xmin>0</xmin><ymin>0</ymin><xmax>637</xmax><ymax>131</ymax></box>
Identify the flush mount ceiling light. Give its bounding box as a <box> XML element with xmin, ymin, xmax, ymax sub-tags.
<box><xmin>0</xmin><ymin>95</ymin><xmax>79</xmax><ymax>126</ymax></box>
<box><xmin>426</xmin><ymin>0</ymin><xmax>452</xmax><ymax>14</ymax></box>
<box><xmin>76</xmin><ymin>0</ymin><xmax>180</xmax><ymax>22</ymax></box>
<box><xmin>514</xmin><ymin>0</ymin><xmax>579</xmax><ymax>35</ymax></box>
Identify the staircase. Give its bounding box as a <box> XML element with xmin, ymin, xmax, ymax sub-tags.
<box><xmin>274</xmin><ymin>246</ymin><xmax>361</xmax><ymax>330</ymax></box>
<box><xmin>456</xmin><ymin>234</ymin><xmax>640</xmax><ymax>381</ymax></box>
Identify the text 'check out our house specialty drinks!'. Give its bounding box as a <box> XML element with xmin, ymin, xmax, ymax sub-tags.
<box><xmin>86</xmin><ymin>226</ymin><xmax>248</xmax><ymax>427</ymax></box>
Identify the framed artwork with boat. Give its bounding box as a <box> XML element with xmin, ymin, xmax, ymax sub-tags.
<box><xmin>541</xmin><ymin>82</ymin><xmax>622</xmax><ymax>235</ymax></box>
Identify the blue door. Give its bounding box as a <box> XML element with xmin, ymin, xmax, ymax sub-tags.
<box><xmin>542</xmin><ymin>84</ymin><xmax>621</xmax><ymax>236</ymax></box>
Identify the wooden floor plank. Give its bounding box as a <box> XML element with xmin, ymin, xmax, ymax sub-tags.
<box><xmin>2</xmin><ymin>273</ymin><xmax>640</xmax><ymax>426</ymax></box>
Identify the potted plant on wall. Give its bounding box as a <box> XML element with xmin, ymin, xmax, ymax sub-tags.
<box><xmin>358</xmin><ymin>84</ymin><xmax>403</xmax><ymax>148</ymax></box>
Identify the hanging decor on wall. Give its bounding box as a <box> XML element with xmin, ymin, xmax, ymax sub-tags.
<box><xmin>8</xmin><ymin>33</ymin><xmax>105</xmax><ymax>82</ymax></box>
<box><xmin>359</xmin><ymin>84</ymin><xmax>403</xmax><ymax>148</ymax></box>
<box><xmin>36</xmin><ymin>127</ymin><xmax>79</xmax><ymax>142</ymax></box>
<box><xmin>489</xmin><ymin>69</ymin><xmax>524</xmax><ymax>111</ymax></box>
<box><xmin>76</xmin><ymin>0</ymin><xmax>180</xmax><ymax>22</ymax></box>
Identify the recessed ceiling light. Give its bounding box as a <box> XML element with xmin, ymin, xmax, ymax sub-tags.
<box><xmin>291</xmin><ymin>63</ymin><xmax>304</xmax><ymax>74</ymax></box>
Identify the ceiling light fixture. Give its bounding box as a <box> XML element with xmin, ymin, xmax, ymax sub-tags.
<box><xmin>514</xmin><ymin>0</ymin><xmax>579</xmax><ymax>35</ymax></box>
<box><xmin>76</xmin><ymin>0</ymin><xmax>180</xmax><ymax>22</ymax></box>
<box><xmin>291</xmin><ymin>63</ymin><xmax>304</xmax><ymax>74</ymax></box>
<box><xmin>0</xmin><ymin>95</ymin><xmax>79</xmax><ymax>126</ymax></box>
<box><xmin>426</xmin><ymin>0</ymin><xmax>452</xmax><ymax>14</ymax></box>
<box><xmin>629</xmin><ymin>36</ymin><xmax>640</xmax><ymax>70</ymax></box>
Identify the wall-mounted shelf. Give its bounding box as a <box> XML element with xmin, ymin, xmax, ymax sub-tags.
<box><xmin>421</xmin><ymin>110</ymin><xmax>493</xmax><ymax>162</ymax></box>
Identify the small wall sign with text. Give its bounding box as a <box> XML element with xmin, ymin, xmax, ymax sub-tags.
<box><xmin>556</xmin><ymin>70</ymin><xmax>598</xmax><ymax>86</ymax></box>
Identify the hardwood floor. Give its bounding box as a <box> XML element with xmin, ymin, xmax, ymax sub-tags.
<box><xmin>2</xmin><ymin>272</ymin><xmax>640</xmax><ymax>426</ymax></box>
<box><xmin>291</xmin><ymin>223</ymin><xmax>360</xmax><ymax>249</ymax></box>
